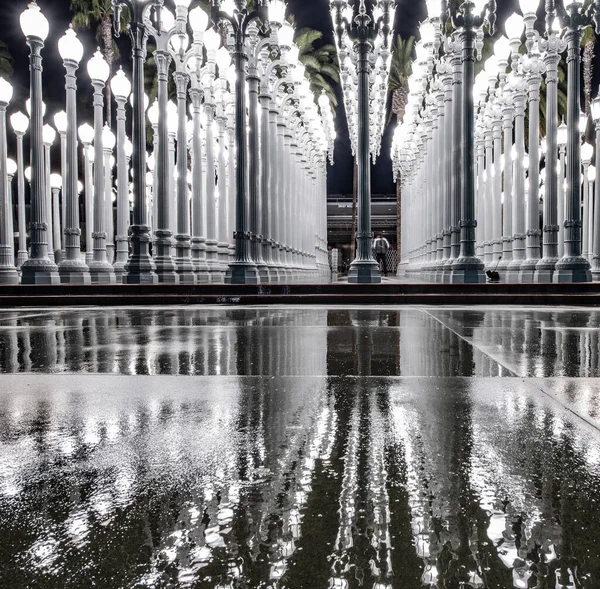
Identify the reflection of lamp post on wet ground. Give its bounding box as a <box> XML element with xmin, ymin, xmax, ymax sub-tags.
<box><xmin>211</xmin><ymin>0</ymin><xmax>270</xmax><ymax>285</ymax></box>
<box><xmin>20</xmin><ymin>1</ymin><xmax>59</xmax><ymax>284</ymax></box>
<box><xmin>0</xmin><ymin>77</ymin><xmax>18</xmax><ymax>284</ymax></box>
<box><xmin>10</xmin><ymin>112</ymin><xmax>29</xmax><ymax>269</ymax></box>
<box><xmin>112</xmin><ymin>0</ymin><xmax>158</xmax><ymax>284</ymax></box>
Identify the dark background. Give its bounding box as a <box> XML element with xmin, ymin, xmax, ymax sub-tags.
<box><xmin>0</xmin><ymin>0</ymin><xmax>595</xmax><ymax>195</ymax></box>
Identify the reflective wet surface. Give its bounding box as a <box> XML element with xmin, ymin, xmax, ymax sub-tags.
<box><xmin>1</xmin><ymin>306</ymin><xmax>600</xmax><ymax>588</ymax></box>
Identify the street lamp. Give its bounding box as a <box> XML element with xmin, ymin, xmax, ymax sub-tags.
<box><xmin>445</xmin><ymin>0</ymin><xmax>496</xmax><ymax>283</ymax></box>
<box><xmin>592</xmin><ymin>93</ymin><xmax>600</xmax><ymax>279</ymax></box>
<box><xmin>57</xmin><ymin>25</ymin><xmax>90</xmax><ymax>283</ymax></box>
<box><xmin>10</xmin><ymin>111</ymin><xmax>29</xmax><ymax>268</ymax></box>
<box><xmin>102</xmin><ymin>124</ymin><xmax>116</xmax><ymax>265</ymax></box>
<box><xmin>20</xmin><ymin>1</ymin><xmax>59</xmax><ymax>283</ymax></box>
<box><xmin>581</xmin><ymin>141</ymin><xmax>594</xmax><ymax>261</ymax></box>
<box><xmin>211</xmin><ymin>0</ymin><xmax>270</xmax><ymax>285</ymax></box>
<box><xmin>50</xmin><ymin>172</ymin><xmax>63</xmax><ymax>265</ymax></box>
<box><xmin>87</xmin><ymin>49</ymin><xmax>115</xmax><ymax>283</ymax></box>
<box><xmin>0</xmin><ymin>77</ymin><xmax>17</xmax><ymax>283</ymax></box>
<box><xmin>331</xmin><ymin>0</ymin><xmax>396</xmax><ymax>284</ymax></box>
<box><xmin>111</xmin><ymin>66</ymin><xmax>132</xmax><ymax>281</ymax></box>
<box><xmin>54</xmin><ymin>110</ymin><xmax>68</xmax><ymax>259</ymax></box>
<box><xmin>112</xmin><ymin>0</ymin><xmax>158</xmax><ymax>284</ymax></box>
<box><xmin>78</xmin><ymin>123</ymin><xmax>95</xmax><ymax>265</ymax></box>
<box><xmin>553</xmin><ymin>0</ymin><xmax>600</xmax><ymax>282</ymax></box>
<box><xmin>42</xmin><ymin>123</ymin><xmax>56</xmax><ymax>263</ymax></box>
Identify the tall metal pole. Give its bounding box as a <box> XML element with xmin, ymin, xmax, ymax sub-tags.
<box><xmin>15</xmin><ymin>130</ymin><xmax>28</xmax><ymax>268</ymax></box>
<box><xmin>348</xmin><ymin>6</ymin><xmax>380</xmax><ymax>283</ymax></box>
<box><xmin>59</xmin><ymin>57</ymin><xmax>90</xmax><ymax>283</ymax></box>
<box><xmin>593</xmin><ymin>117</ymin><xmax>600</xmax><ymax>280</ymax></box>
<box><xmin>20</xmin><ymin>32</ymin><xmax>59</xmax><ymax>283</ymax></box>
<box><xmin>113</xmin><ymin>94</ymin><xmax>130</xmax><ymax>281</ymax></box>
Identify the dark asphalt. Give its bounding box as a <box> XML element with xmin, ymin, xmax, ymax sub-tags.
<box><xmin>0</xmin><ymin>306</ymin><xmax>599</xmax><ymax>588</ymax></box>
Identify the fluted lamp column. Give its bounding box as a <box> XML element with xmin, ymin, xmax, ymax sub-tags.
<box><xmin>78</xmin><ymin>123</ymin><xmax>95</xmax><ymax>265</ymax></box>
<box><xmin>111</xmin><ymin>67</ymin><xmax>132</xmax><ymax>281</ymax></box>
<box><xmin>20</xmin><ymin>2</ymin><xmax>59</xmax><ymax>283</ymax></box>
<box><xmin>592</xmin><ymin>94</ymin><xmax>600</xmax><ymax>280</ymax></box>
<box><xmin>0</xmin><ymin>78</ymin><xmax>18</xmax><ymax>283</ymax></box>
<box><xmin>87</xmin><ymin>50</ymin><xmax>116</xmax><ymax>283</ymax></box>
<box><xmin>57</xmin><ymin>26</ymin><xmax>90</xmax><ymax>283</ymax></box>
<box><xmin>10</xmin><ymin>112</ymin><xmax>29</xmax><ymax>269</ymax></box>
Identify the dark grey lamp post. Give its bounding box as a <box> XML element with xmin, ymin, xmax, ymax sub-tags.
<box><xmin>331</xmin><ymin>0</ymin><xmax>396</xmax><ymax>284</ymax></box>
<box><xmin>552</xmin><ymin>0</ymin><xmax>600</xmax><ymax>282</ymax></box>
<box><xmin>19</xmin><ymin>1</ymin><xmax>60</xmax><ymax>284</ymax></box>
<box><xmin>112</xmin><ymin>0</ymin><xmax>159</xmax><ymax>284</ymax></box>
<box><xmin>211</xmin><ymin>0</ymin><xmax>270</xmax><ymax>285</ymax></box>
<box><xmin>442</xmin><ymin>0</ymin><xmax>496</xmax><ymax>284</ymax></box>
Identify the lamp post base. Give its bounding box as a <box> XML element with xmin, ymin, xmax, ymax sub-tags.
<box><xmin>89</xmin><ymin>261</ymin><xmax>116</xmax><ymax>284</ymax></box>
<box><xmin>449</xmin><ymin>257</ymin><xmax>485</xmax><ymax>284</ymax></box>
<box><xmin>534</xmin><ymin>258</ymin><xmax>558</xmax><ymax>283</ymax></box>
<box><xmin>226</xmin><ymin>262</ymin><xmax>260</xmax><ymax>285</ymax></box>
<box><xmin>518</xmin><ymin>259</ymin><xmax>540</xmax><ymax>283</ymax></box>
<box><xmin>553</xmin><ymin>256</ymin><xmax>592</xmax><ymax>283</ymax></box>
<box><xmin>0</xmin><ymin>268</ymin><xmax>20</xmax><ymax>284</ymax></box>
<box><xmin>348</xmin><ymin>259</ymin><xmax>381</xmax><ymax>284</ymax></box>
<box><xmin>20</xmin><ymin>258</ymin><xmax>60</xmax><ymax>285</ymax></box>
<box><xmin>58</xmin><ymin>259</ymin><xmax>91</xmax><ymax>284</ymax></box>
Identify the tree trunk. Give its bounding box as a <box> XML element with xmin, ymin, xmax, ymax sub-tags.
<box><xmin>351</xmin><ymin>158</ymin><xmax>357</xmax><ymax>262</ymax></box>
<box><xmin>583</xmin><ymin>40</ymin><xmax>594</xmax><ymax>117</ymax></box>
<box><xmin>102</xmin><ymin>12</ymin><xmax>114</xmax><ymax>126</ymax></box>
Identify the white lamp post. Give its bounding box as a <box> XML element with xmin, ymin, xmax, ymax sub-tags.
<box><xmin>50</xmin><ymin>172</ymin><xmax>62</xmax><ymax>264</ymax></box>
<box><xmin>87</xmin><ymin>49</ymin><xmax>115</xmax><ymax>283</ymax></box>
<box><xmin>57</xmin><ymin>26</ymin><xmax>90</xmax><ymax>283</ymax></box>
<box><xmin>54</xmin><ymin>110</ymin><xmax>68</xmax><ymax>259</ymax></box>
<box><xmin>78</xmin><ymin>123</ymin><xmax>95</xmax><ymax>265</ymax></box>
<box><xmin>0</xmin><ymin>78</ymin><xmax>17</xmax><ymax>283</ymax></box>
<box><xmin>10</xmin><ymin>111</ymin><xmax>29</xmax><ymax>268</ymax></box>
<box><xmin>111</xmin><ymin>67</ymin><xmax>132</xmax><ymax>281</ymax></box>
<box><xmin>102</xmin><ymin>125</ymin><xmax>116</xmax><ymax>264</ymax></box>
<box><xmin>20</xmin><ymin>1</ymin><xmax>59</xmax><ymax>283</ymax></box>
<box><xmin>582</xmin><ymin>141</ymin><xmax>594</xmax><ymax>261</ymax></box>
<box><xmin>42</xmin><ymin>123</ymin><xmax>56</xmax><ymax>263</ymax></box>
<box><xmin>592</xmin><ymin>95</ymin><xmax>600</xmax><ymax>279</ymax></box>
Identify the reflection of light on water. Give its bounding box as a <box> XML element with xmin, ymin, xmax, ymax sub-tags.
<box><xmin>28</xmin><ymin>535</ymin><xmax>60</xmax><ymax>572</ymax></box>
<box><xmin>67</xmin><ymin>510</ymin><xmax>90</xmax><ymax>546</ymax></box>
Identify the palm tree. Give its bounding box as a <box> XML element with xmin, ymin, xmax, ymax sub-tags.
<box><xmin>70</xmin><ymin>0</ymin><xmax>130</xmax><ymax>125</ymax></box>
<box><xmin>581</xmin><ymin>23</ymin><xmax>595</xmax><ymax>116</ymax></box>
<box><xmin>388</xmin><ymin>35</ymin><xmax>414</xmax><ymax>267</ymax></box>
<box><xmin>0</xmin><ymin>40</ymin><xmax>13</xmax><ymax>80</ymax></box>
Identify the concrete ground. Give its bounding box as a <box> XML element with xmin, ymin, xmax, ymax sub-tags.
<box><xmin>0</xmin><ymin>306</ymin><xmax>599</xmax><ymax>588</ymax></box>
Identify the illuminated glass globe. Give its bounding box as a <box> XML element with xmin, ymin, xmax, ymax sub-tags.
<box><xmin>10</xmin><ymin>112</ymin><xmax>29</xmax><ymax>135</ymax></box>
<box><xmin>0</xmin><ymin>77</ymin><xmax>13</xmax><ymax>106</ymax></box>
<box><xmin>20</xmin><ymin>1</ymin><xmax>49</xmax><ymax>42</ymax></box>
<box><xmin>58</xmin><ymin>26</ymin><xmax>84</xmax><ymax>64</ymax></box>
<box><xmin>78</xmin><ymin>123</ymin><xmax>94</xmax><ymax>145</ymax></box>
<box><xmin>87</xmin><ymin>49</ymin><xmax>110</xmax><ymax>83</ymax></box>
<box><xmin>111</xmin><ymin>67</ymin><xmax>131</xmax><ymax>100</ymax></box>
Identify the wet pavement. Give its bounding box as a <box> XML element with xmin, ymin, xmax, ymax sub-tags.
<box><xmin>0</xmin><ymin>306</ymin><xmax>600</xmax><ymax>588</ymax></box>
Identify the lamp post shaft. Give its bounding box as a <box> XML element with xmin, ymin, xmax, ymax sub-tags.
<box><xmin>348</xmin><ymin>32</ymin><xmax>380</xmax><ymax>283</ymax></box>
<box><xmin>0</xmin><ymin>103</ymin><xmax>18</xmax><ymax>283</ymax></box>
<box><xmin>15</xmin><ymin>133</ymin><xmax>28</xmax><ymax>268</ymax></box>
<box><xmin>21</xmin><ymin>38</ymin><xmax>59</xmax><ymax>284</ymax></box>
<box><xmin>124</xmin><ymin>21</ymin><xmax>157</xmax><ymax>284</ymax></box>
<box><xmin>593</xmin><ymin>120</ymin><xmax>600</xmax><ymax>279</ymax></box>
<box><xmin>59</xmin><ymin>60</ymin><xmax>90</xmax><ymax>283</ymax></box>
<box><xmin>83</xmin><ymin>144</ymin><xmax>93</xmax><ymax>265</ymax></box>
<box><xmin>113</xmin><ymin>96</ymin><xmax>129</xmax><ymax>281</ymax></box>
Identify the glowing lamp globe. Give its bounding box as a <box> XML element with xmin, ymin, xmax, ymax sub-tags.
<box><xmin>221</xmin><ymin>0</ymin><xmax>236</xmax><ymax>17</ymax></box>
<box><xmin>111</xmin><ymin>67</ymin><xmax>131</xmax><ymax>100</ymax></box>
<box><xmin>519</xmin><ymin>0</ymin><xmax>539</xmax><ymax>16</ymax></box>
<box><xmin>216</xmin><ymin>47</ymin><xmax>231</xmax><ymax>73</ymax></box>
<box><xmin>593</xmin><ymin>96</ymin><xmax>600</xmax><ymax>123</ymax></box>
<box><xmin>189</xmin><ymin>7</ymin><xmax>209</xmax><ymax>33</ymax></box>
<box><xmin>279</xmin><ymin>23</ymin><xmax>294</xmax><ymax>48</ymax></box>
<box><xmin>269</xmin><ymin>0</ymin><xmax>286</xmax><ymax>25</ymax></box>
<box><xmin>505</xmin><ymin>13</ymin><xmax>524</xmax><ymax>40</ymax></box>
<box><xmin>54</xmin><ymin>110</ymin><xmax>68</xmax><ymax>134</ymax></box>
<box><xmin>24</xmin><ymin>167</ymin><xmax>31</xmax><ymax>182</ymax></box>
<box><xmin>204</xmin><ymin>28</ymin><xmax>221</xmax><ymax>52</ymax></box>
<box><xmin>588</xmin><ymin>165</ymin><xmax>596</xmax><ymax>183</ymax></box>
<box><xmin>581</xmin><ymin>142</ymin><xmax>594</xmax><ymax>163</ymax></box>
<box><xmin>0</xmin><ymin>78</ymin><xmax>13</xmax><ymax>106</ymax></box>
<box><xmin>58</xmin><ymin>26</ymin><xmax>84</xmax><ymax>64</ymax></box>
<box><xmin>580</xmin><ymin>111</ymin><xmax>588</xmax><ymax>134</ymax></box>
<box><xmin>147</xmin><ymin>100</ymin><xmax>159</xmax><ymax>127</ymax></box>
<box><xmin>77</xmin><ymin>180</ymin><xmax>83</xmax><ymax>193</ymax></box>
<box><xmin>419</xmin><ymin>20</ymin><xmax>435</xmax><ymax>45</ymax></box>
<box><xmin>87</xmin><ymin>50</ymin><xmax>110</xmax><ymax>83</ymax></box>
<box><xmin>425</xmin><ymin>0</ymin><xmax>443</xmax><ymax>17</ymax></box>
<box><xmin>10</xmin><ymin>112</ymin><xmax>29</xmax><ymax>135</ymax></box>
<box><xmin>42</xmin><ymin>124</ymin><xmax>56</xmax><ymax>146</ymax></box>
<box><xmin>130</xmin><ymin>92</ymin><xmax>149</xmax><ymax>111</ymax></box>
<box><xmin>146</xmin><ymin>171</ymin><xmax>154</xmax><ymax>186</ymax></box>
<box><xmin>167</xmin><ymin>102</ymin><xmax>178</xmax><ymax>135</ymax></box>
<box><xmin>20</xmin><ymin>1</ymin><xmax>49</xmax><ymax>41</ymax></box>
<box><xmin>78</xmin><ymin>123</ymin><xmax>94</xmax><ymax>145</ymax></box>
<box><xmin>494</xmin><ymin>36</ymin><xmax>511</xmax><ymax>61</ymax></box>
<box><xmin>50</xmin><ymin>173</ymin><xmax>62</xmax><ymax>190</ymax></box>
<box><xmin>102</xmin><ymin>125</ymin><xmax>116</xmax><ymax>150</ymax></box>
<box><xmin>147</xmin><ymin>153</ymin><xmax>155</xmax><ymax>172</ymax></box>
<box><xmin>6</xmin><ymin>158</ymin><xmax>17</xmax><ymax>178</ymax></box>
<box><xmin>484</xmin><ymin>55</ymin><xmax>499</xmax><ymax>77</ymax></box>
<box><xmin>160</xmin><ymin>8</ymin><xmax>175</xmax><ymax>32</ymax></box>
<box><xmin>26</xmin><ymin>99</ymin><xmax>46</xmax><ymax>118</ymax></box>
<box><xmin>287</xmin><ymin>45</ymin><xmax>300</xmax><ymax>66</ymax></box>
<box><xmin>124</xmin><ymin>139</ymin><xmax>133</xmax><ymax>159</ymax></box>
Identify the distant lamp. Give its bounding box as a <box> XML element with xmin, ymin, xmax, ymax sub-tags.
<box><xmin>10</xmin><ymin>112</ymin><xmax>29</xmax><ymax>135</ymax></box>
<box><xmin>54</xmin><ymin>110</ymin><xmax>68</xmax><ymax>134</ymax></box>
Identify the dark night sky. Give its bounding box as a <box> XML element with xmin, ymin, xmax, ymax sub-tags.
<box><xmin>0</xmin><ymin>0</ymin><xmax>591</xmax><ymax>196</ymax></box>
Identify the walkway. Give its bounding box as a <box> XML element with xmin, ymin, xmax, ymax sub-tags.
<box><xmin>0</xmin><ymin>306</ymin><xmax>599</xmax><ymax>587</ymax></box>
